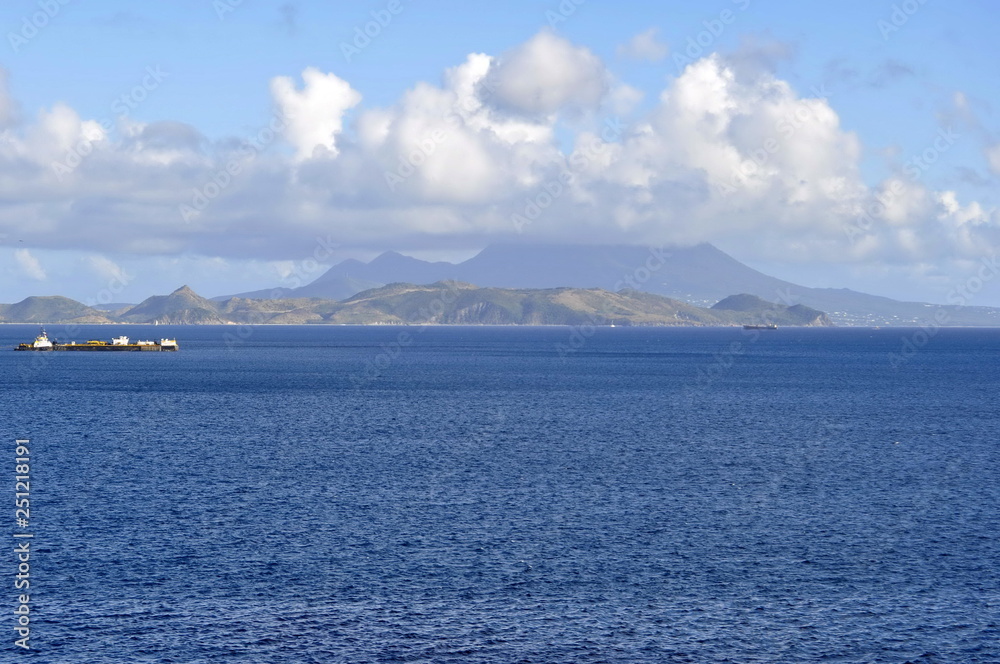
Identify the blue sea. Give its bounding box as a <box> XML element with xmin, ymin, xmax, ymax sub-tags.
<box><xmin>1</xmin><ymin>324</ymin><xmax>998</xmax><ymax>663</ymax></box>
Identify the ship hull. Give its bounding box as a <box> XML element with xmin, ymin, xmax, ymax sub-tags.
<box><xmin>16</xmin><ymin>344</ymin><xmax>177</xmax><ymax>351</ymax></box>
<box><xmin>14</xmin><ymin>329</ymin><xmax>177</xmax><ymax>352</ymax></box>
<box><xmin>55</xmin><ymin>344</ymin><xmax>176</xmax><ymax>351</ymax></box>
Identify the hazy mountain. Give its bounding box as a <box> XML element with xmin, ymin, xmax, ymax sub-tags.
<box><xmin>321</xmin><ymin>282</ymin><xmax>831</xmax><ymax>327</ymax></box>
<box><xmin>117</xmin><ymin>285</ymin><xmax>228</xmax><ymax>324</ymax></box>
<box><xmin>263</xmin><ymin>244</ymin><xmax>768</xmax><ymax>301</ymax></box>
<box><xmin>0</xmin><ymin>284</ymin><xmax>832</xmax><ymax>327</ymax></box>
<box><xmin>453</xmin><ymin>243</ymin><xmax>771</xmax><ymax>297</ymax></box>
<box><xmin>292</xmin><ymin>252</ymin><xmax>453</xmax><ymax>300</ymax></box>
<box><xmin>90</xmin><ymin>302</ymin><xmax>136</xmax><ymax>312</ymax></box>
<box><xmin>217</xmin><ymin>297</ymin><xmax>338</xmax><ymax>324</ymax></box>
<box><xmin>0</xmin><ymin>296</ymin><xmax>111</xmax><ymax>324</ymax></box>
<box><xmin>248</xmin><ymin>244</ymin><xmax>1000</xmax><ymax>326</ymax></box>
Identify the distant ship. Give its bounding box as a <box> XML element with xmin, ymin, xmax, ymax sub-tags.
<box><xmin>743</xmin><ymin>323</ymin><xmax>778</xmax><ymax>330</ymax></box>
<box><xmin>15</xmin><ymin>329</ymin><xmax>178</xmax><ymax>352</ymax></box>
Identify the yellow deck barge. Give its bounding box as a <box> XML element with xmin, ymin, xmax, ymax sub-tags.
<box><xmin>15</xmin><ymin>330</ymin><xmax>178</xmax><ymax>352</ymax></box>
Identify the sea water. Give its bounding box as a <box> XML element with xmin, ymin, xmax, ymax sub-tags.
<box><xmin>0</xmin><ymin>325</ymin><xmax>997</xmax><ymax>663</ymax></box>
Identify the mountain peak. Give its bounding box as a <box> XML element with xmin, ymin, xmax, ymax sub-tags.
<box><xmin>116</xmin><ymin>284</ymin><xmax>223</xmax><ymax>323</ymax></box>
<box><xmin>369</xmin><ymin>251</ymin><xmax>419</xmax><ymax>266</ymax></box>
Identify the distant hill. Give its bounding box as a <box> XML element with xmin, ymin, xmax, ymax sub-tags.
<box><xmin>0</xmin><ymin>284</ymin><xmax>833</xmax><ymax>327</ymax></box>
<box><xmin>712</xmin><ymin>294</ymin><xmax>830</xmax><ymax>326</ymax></box>
<box><xmin>326</xmin><ymin>282</ymin><xmax>832</xmax><ymax>326</ymax></box>
<box><xmin>117</xmin><ymin>285</ymin><xmax>228</xmax><ymax>324</ymax></box>
<box><xmin>0</xmin><ymin>296</ymin><xmax>111</xmax><ymax>324</ymax></box>
<box><xmin>90</xmin><ymin>302</ymin><xmax>136</xmax><ymax>312</ymax></box>
<box><xmin>216</xmin><ymin>296</ymin><xmax>338</xmax><ymax>324</ymax></box>
<box><xmin>223</xmin><ymin>243</ymin><xmax>1000</xmax><ymax>326</ymax></box>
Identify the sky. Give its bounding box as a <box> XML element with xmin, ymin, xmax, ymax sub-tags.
<box><xmin>0</xmin><ymin>0</ymin><xmax>999</xmax><ymax>306</ymax></box>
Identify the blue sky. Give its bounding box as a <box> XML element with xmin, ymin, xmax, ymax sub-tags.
<box><xmin>1</xmin><ymin>0</ymin><xmax>998</xmax><ymax>306</ymax></box>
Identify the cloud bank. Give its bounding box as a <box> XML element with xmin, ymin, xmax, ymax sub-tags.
<box><xmin>0</xmin><ymin>30</ymin><xmax>996</xmax><ymax>274</ymax></box>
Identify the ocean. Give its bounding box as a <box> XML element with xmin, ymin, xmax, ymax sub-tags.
<box><xmin>1</xmin><ymin>324</ymin><xmax>998</xmax><ymax>663</ymax></box>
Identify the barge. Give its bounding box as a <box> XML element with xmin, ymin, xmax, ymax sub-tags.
<box><xmin>15</xmin><ymin>329</ymin><xmax>178</xmax><ymax>351</ymax></box>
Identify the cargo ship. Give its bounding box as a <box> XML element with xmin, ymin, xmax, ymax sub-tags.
<box><xmin>15</xmin><ymin>329</ymin><xmax>178</xmax><ymax>352</ymax></box>
<box><xmin>743</xmin><ymin>323</ymin><xmax>778</xmax><ymax>330</ymax></box>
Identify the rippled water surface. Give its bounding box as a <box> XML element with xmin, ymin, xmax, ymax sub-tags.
<box><xmin>1</xmin><ymin>325</ymin><xmax>998</xmax><ymax>663</ymax></box>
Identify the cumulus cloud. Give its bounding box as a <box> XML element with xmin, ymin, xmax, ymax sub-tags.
<box><xmin>28</xmin><ymin>102</ymin><xmax>106</xmax><ymax>162</ymax></box>
<box><xmin>577</xmin><ymin>54</ymin><xmax>867</xmax><ymax>253</ymax></box>
<box><xmin>270</xmin><ymin>67</ymin><xmax>361</xmax><ymax>159</ymax></box>
<box><xmin>0</xmin><ymin>31</ymin><xmax>995</xmax><ymax>281</ymax></box>
<box><xmin>618</xmin><ymin>28</ymin><xmax>668</xmax><ymax>62</ymax></box>
<box><xmin>486</xmin><ymin>31</ymin><xmax>609</xmax><ymax>116</ymax></box>
<box><xmin>14</xmin><ymin>249</ymin><xmax>46</xmax><ymax>280</ymax></box>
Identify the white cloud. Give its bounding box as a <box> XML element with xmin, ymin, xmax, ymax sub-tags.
<box><xmin>487</xmin><ymin>31</ymin><xmax>609</xmax><ymax>115</ymax></box>
<box><xmin>618</xmin><ymin>28</ymin><xmax>668</xmax><ymax>62</ymax></box>
<box><xmin>878</xmin><ymin>178</ymin><xmax>928</xmax><ymax>226</ymax></box>
<box><xmin>608</xmin><ymin>84</ymin><xmax>644</xmax><ymax>115</ymax></box>
<box><xmin>26</xmin><ymin>102</ymin><xmax>106</xmax><ymax>162</ymax></box>
<box><xmin>14</xmin><ymin>249</ymin><xmax>46</xmax><ymax>280</ymax></box>
<box><xmin>577</xmin><ymin>54</ymin><xmax>867</xmax><ymax>252</ymax></box>
<box><xmin>270</xmin><ymin>67</ymin><xmax>362</xmax><ymax>159</ymax></box>
<box><xmin>0</xmin><ymin>31</ymin><xmax>994</xmax><ymax>286</ymax></box>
